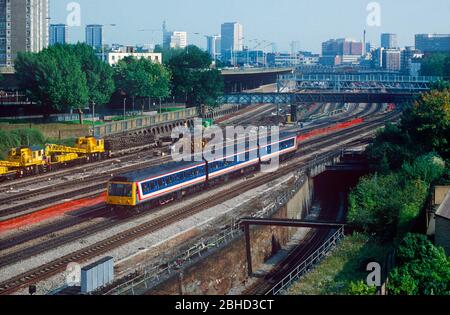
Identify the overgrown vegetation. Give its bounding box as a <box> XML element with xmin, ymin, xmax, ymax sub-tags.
<box><xmin>0</xmin><ymin>128</ymin><xmax>74</xmax><ymax>159</ymax></box>
<box><xmin>388</xmin><ymin>234</ymin><xmax>450</xmax><ymax>295</ymax></box>
<box><xmin>287</xmin><ymin>233</ymin><xmax>389</xmax><ymax>295</ymax></box>
<box><xmin>347</xmin><ymin>154</ymin><xmax>445</xmax><ymax>242</ymax></box>
<box><xmin>288</xmin><ymin>87</ymin><xmax>449</xmax><ymax>295</ymax></box>
<box><xmin>0</xmin><ymin>128</ymin><xmax>46</xmax><ymax>159</ymax></box>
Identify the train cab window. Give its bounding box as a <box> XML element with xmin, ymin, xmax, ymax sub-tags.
<box><xmin>109</xmin><ymin>183</ymin><xmax>132</xmax><ymax>197</ymax></box>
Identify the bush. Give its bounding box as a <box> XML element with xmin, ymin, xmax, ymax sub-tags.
<box><xmin>0</xmin><ymin>128</ymin><xmax>46</xmax><ymax>159</ymax></box>
<box><xmin>366</xmin><ymin>124</ymin><xmax>416</xmax><ymax>173</ymax></box>
<box><xmin>348</xmin><ymin>280</ymin><xmax>377</xmax><ymax>295</ymax></box>
<box><xmin>401</xmin><ymin>153</ymin><xmax>446</xmax><ymax>185</ymax></box>
<box><xmin>347</xmin><ymin>174</ymin><xmax>401</xmax><ymax>240</ymax></box>
<box><xmin>347</xmin><ymin>161</ymin><xmax>429</xmax><ymax>242</ymax></box>
<box><xmin>10</xmin><ymin>128</ymin><xmax>46</xmax><ymax>147</ymax></box>
<box><xmin>0</xmin><ymin>130</ymin><xmax>21</xmax><ymax>158</ymax></box>
<box><xmin>388</xmin><ymin>234</ymin><xmax>450</xmax><ymax>295</ymax></box>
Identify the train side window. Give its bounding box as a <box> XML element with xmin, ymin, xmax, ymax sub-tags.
<box><xmin>157</xmin><ymin>179</ymin><xmax>164</xmax><ymax>188</ymax></box>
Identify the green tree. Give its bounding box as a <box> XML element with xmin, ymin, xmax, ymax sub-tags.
<box><xmin>402</xmin><ymin>90</ymin><xmax>450</xmax><ymax>159</ymax></box>
<box><xmin>68</xmin><ymin>43</ymin><xmax>115</xmax><ymax>106</ymax></box>
<box><xmin>431</xmin><ymin>80</ymin><xmax>450</xmax><ymax>91</ymax></box>
<box><xmin>347</xmin><ymin>160</ymin><xmax>430</xmax><ymax>242</ymax></box>
<box><xmin>153</xmin><ymin>45</ymin><xmax>184</xmax><ymax>65</ymax></box>
<box><xmin>401</xmin><ymin>153</ymin><xmax>446</xmax><ymax>184</ymax></box>
<box><xmin>388</xmin><ymin>234</ymin><xmax>450</xmax><ymax>295</ymax></box>
<box><xmin>114</xmin><ymin>56</ymin><xmax>171</xmax><ymax>107</ymax></box>
<box><xmin>420</xmin><ymin>53</ymin><xmax>450</xmax><ymax>77</ymax></box>
<box><xmin>168</xmin><ymin>45</ymin><xmax>223</xmax><ymax>108</ymax></box>
<box><xmin>347</xmin><ymin>173</ymin><xmax>401</xmax><ymax>240</ymax></box>
<box><xmin>366</xmin><ymin>123</ymin><xmax>417</xmax><ymax>173</ymax></box>
<box><xmin>15</xmin><ymin>48</ymin><xmax>89</xmax><ymax>116</ymax></box>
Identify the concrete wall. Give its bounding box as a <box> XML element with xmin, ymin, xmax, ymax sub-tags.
<box><xmin>94</xmin><ymin>108</ymin><xmax>198</xmax><ymax>137</ymax></box>
<box><xmin>148</xmin><ymin>177</ymin><xmax>314</xmax><ymax>295</ymax></box>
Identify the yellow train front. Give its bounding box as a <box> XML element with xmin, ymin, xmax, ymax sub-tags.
<box><xmin>107</xmin><ymin>182</ymin><xmax>137</xmax><ymax>207</ymax></box>
<box><xmin>107</xmin><ymin>161</ymin><xmax>208</xmax><ymax>210</ymax></box>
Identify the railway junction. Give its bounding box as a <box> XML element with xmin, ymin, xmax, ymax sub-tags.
<box><xmin>0</xmin><ymin>97</ymin><xmax>404</xmax><ymax>295</ymax></box>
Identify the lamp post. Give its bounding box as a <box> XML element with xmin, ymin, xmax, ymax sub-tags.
<box><xmin>123</xmin><ymin>97</ymin><xmax>127</xmax><ymax>121</ymax></box>
<box><xmin>91</xmin><ymin>101</ymin><xmax>96</xmax><ymax>135</ymax></box>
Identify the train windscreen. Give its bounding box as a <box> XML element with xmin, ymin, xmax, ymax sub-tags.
<box><xmin>108</xmin><ymin>183</ymin><xmax>133</xmax><ymax>197</ymax></box>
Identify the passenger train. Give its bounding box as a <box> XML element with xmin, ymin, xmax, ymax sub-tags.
<box><xmin>106</xmin><ymin>117</ymin><xmax>365</xmax><ymax>210</ymax></box>
<box><xmin>106</xmin><ymin>132</ymin><xmax>298</xmax><ymax>209</ymax></box>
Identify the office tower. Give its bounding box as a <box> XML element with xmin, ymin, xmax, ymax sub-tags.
<box><xmin>206</xmin><ymin>35</ymin><xmax>221</xmax><ymax>60</ymax></box>
<box><xmin>382</xmin><ymin>49</ymin><xmax>401</xmax><ymax>71</ymax></box>
<box><xmin>321</xmin><ymin>38</ymin><xmax>363</xmax><ymax>65</ymax></box>
<box><xmin>322</xmin><ymin>38</ymin><xmax>363</xmax><ymax>56</ymax></box>
<box><xmin>86</xmin><ymin>24</ymin><xmax>104</xmax><ymax>50</ymax></box>
<box><xmin>162</xmin><ymin>21</ymin><xmax>187</xmax><ymax>49</ymax></box>
<box><xmin>50</xmin><ymin>24</ymin><xmax>68</xmax><ymax>45</ymax></box>
<box><xmin>381</xmin><ymin>33</ymin><xmax>398</xmax><ymax>49</ymax></box>
<box><xmin>169</xmin><ymin>31</ymin><xmax>187</xmax><ymax>49</ymax></box>
<box><xmin>415</xmin><ymin>34</ymin><xmax>450</xmax><ymax>53</ymax></box>
<box><xmin>220</xmin><ymin>22</ymin><xmax>243</xmax><ymax>56</ymax></box>
<box><xmin>401</xmin><ymin>46</ymin><xmax>423</xmax><ymax>75</ymax></box>
<box><xmin>0</xmin><ymin>0</ymin><xmax>49</xmax><ymax>69</ymax></box>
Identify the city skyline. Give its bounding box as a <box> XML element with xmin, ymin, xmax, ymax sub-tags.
<box><xmin>49</xmin><ymin>0</ymin><xmax>450</xmax><ymax>53</ymax></box>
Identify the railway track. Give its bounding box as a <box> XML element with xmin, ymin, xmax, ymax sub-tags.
<box><xmin>0</xmin><ymin>103</ymin><xmax>386</xmax><ymax>220</ymax></box>
<box><xmin>0</xmin><ymin>148</ymin><xmax>167</xmax><ymax>194</ymax></box>
<box><xmin>0</xmin><ymin>111</ymin><xmax>397</xmax><ymax>295</ymax></box>
<box><xmin>0</xmin><ymin>147</ymin><xmax>355</xmax><ymax>295</ymax></box>
<box><xmin>0</xmin><ymin>103</ymin><xmax>380</xmax><ymax>220</ymax></box>
<box><xmin>246</xmin><ymin>229</ymin><xmax>332</xmax><ymax>295</ymax></box>
<box><xmin>0</xmin><ymin>154</ymin><xmax>173</xmax><ymax>219</ymax></box>
<box><xmin>243</xmin><ymin>194</ymin><xmax>342</xmax><ymax>295</ymax></box>
<box><xmin>0</xmin><ymin>103</ymin><xmax>281</xmax><ymax>199</ymax></box>
<box><xmin>0</xmin><ymin>109</ymin><xmax>394</xmax><ymax>256</ymax></box>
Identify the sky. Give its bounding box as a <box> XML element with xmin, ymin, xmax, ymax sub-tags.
<box><xmin>50</xmin><ymin>0</ymin><xmax>450</xmax><ymax>53</ymax></box>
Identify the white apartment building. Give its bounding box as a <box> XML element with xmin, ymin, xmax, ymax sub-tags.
<box><xmin>107</xmin><ymin>52</ymin><xmax>162</xmax><ymax>66</ymax></box>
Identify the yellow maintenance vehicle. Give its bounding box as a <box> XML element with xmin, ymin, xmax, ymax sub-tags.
<box><xmin>0</xmin><ymin>146</ymin><xmax>47</xmax><ymax>178</ymax></box>
<box><xmin>0</xmin><ymin>137</ymin><xmax>109</xmax><ymax>180</ymax></box>
<box><xmin>45</xmin><ymin>137</ymin><xmax>107</xmax><ymax>164</ymax></box>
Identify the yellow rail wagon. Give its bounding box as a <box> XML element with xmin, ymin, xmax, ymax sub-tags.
<box><xmin>45</xmin><ymin>137</ymin><xmax>108</xmax><ymax>164</ymax></box>
<box><xmin>0</xmin><ymin>137</ymin><xmax>109</xmax><ymax>180</ymax></box>
<box><xmin>0</xmin><ymin>146</ymin><xmax>47</xmax><ymax>177</ymax></box>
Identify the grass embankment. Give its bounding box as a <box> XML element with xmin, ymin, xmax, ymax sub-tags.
<box><xmin>0</xmin><ymin>128</ymin><xmax>75</xmax><ymax>159</ymax></box>
<box><xmin>287</xmin><ymin>233</ymin><xmax>391</xmax><ymax>295</ymax></box>
<box><xmin>287</xmin><ymin>87</ymin><xmax>450</xmax><ymax>295</ymax></box>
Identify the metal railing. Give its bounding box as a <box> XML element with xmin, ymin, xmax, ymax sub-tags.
<box><xmin>266</xmin><ymin>226</ymin><xmax>345</xmax><ymax>295</ymax></box>
<box><xmin>279</xmin><ymin>74</ymin><xmax>442</xmax><ymax>83</ymax></box>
